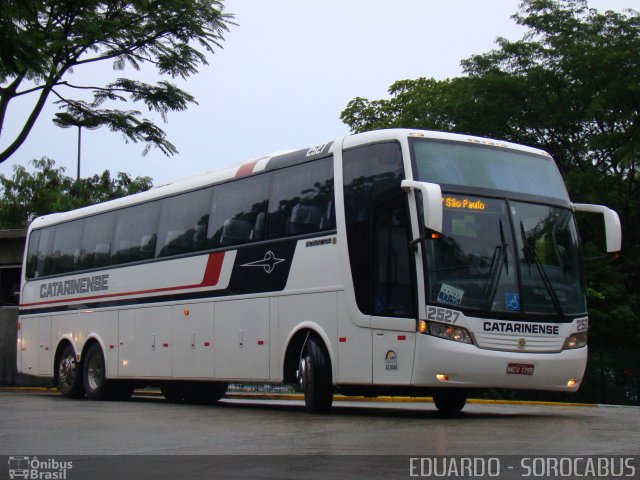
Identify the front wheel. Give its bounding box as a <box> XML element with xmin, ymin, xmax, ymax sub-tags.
<box><xmin>57</xmin><ymin>344</ymin><xmax>83</xmax><ymax>398</ymax></box>
<box><xmin>433</xmin><ymin>389</ymin><xmax>467</xmax><ymax>414</ymax></box>
<box><xmin>297</xmin><ymin>336</ymin><xmax>333</xmax><ymax>413</ymax></box>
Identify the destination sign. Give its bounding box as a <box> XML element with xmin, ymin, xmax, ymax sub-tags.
<box><xmin>442</xmin><ymin>195</ymin><xmax>503</xmax><ymax>213</ymax></box>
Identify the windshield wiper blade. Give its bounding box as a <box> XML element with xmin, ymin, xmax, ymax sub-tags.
<box><xmin>483</xmin><ymin>219</ymin><xmax>509</xmax><ymax>314</ymax></box>
<box><xmin>519</xmin><ymin>221</ymin><xmax>564</xmax><ymax>319</ymax></box>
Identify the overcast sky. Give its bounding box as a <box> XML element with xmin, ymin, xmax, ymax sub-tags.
<box><xmin>0</xmin><ymin>0</ymin><xmax>635</xmax><ymax>186</ymax></box>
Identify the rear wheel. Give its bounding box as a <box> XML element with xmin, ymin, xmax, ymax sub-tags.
<box><xmin>83</xmin><ymin>344</ymin><xmax>106</xmax><ymax>400</ymax></box>
<box><xmin>297</xmin><ymin>336</ymin><xmax>333</xmax><ymax>413</ymax></box>
<box><xmin>433</xmin><ymin>389</ymin><xmax>467</xmax><ymax>414</ymax></box>
<box><xmin>57</xmin><ymin>344</ymin><xmax>83</xmax><ymax>398</ymax></box>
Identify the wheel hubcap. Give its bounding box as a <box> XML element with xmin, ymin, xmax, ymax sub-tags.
<box><xmin>297</xmin><ymin>357</ymin><xmax>307</xmax><ymax>391</ymax></box>
<box><xmin>58</xmin><ymin>356</ymin><xmax>75</xmax><ymax>387</ymax></box>
<box><xmin>87</xmin><ymin>355</ymin><xmax>103</xmax><ymax>391</ymax></box>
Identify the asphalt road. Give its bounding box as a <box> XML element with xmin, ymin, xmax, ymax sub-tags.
<box><xmin>0</xmin><ymin>389</ymin><xmax>638</xmax><ymax>479</ymax></box>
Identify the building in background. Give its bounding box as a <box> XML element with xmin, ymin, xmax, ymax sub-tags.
<box><xmin>0</xmin><ymin>228</ymin><xmax>25</xmax><ymax>307</ymax></box>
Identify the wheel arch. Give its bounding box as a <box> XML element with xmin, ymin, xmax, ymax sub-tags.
<box><xmin>282</xmin><ymin>322</ymin><xmax>335</xmax><ymax>384</ymax></box>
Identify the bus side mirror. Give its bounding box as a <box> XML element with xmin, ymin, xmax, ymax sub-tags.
<box><xmin>572</xmin><ymin>203</ymin><xmax>622</xmax><ymax>253</ymax></box>
<box><xmin>401</xmin><ymin>180</ymin><xmax>443</xmax><ymax>233</ymax></box>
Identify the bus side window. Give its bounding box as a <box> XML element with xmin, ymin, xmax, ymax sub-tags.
<box><xmin>112</xmin><ymin>201</ymin><xmax>160</xmax><ymax>265</ymax></box>
<box><xmin>266</xmin><ymin>156</ymin><xmax>334</xmax><ymax>239</ymax></box>
<box><xmin>37</xmin><ymin>228</ymin><xmax>54</xmax><ymax>277</ymax></box>
<box><xmin>208</xmin><ymin>176</ymin><xmax>269</xmax><ymax>249</ymax></box>
<box><xmin>25</xmin><ymin>230</ymin><xmax>41</xmax><ymax>279</ymax></box>
<box><xmin>49</xmin><ymin>220</ymin><xmax>84</xmax><ymax>275</ymax></box>
<box><xmin>79</xmin><ymin>212</ymin><xmax>116</xmax><ymax>270</ymax></box>
<box><xmin>156</xmin><ymin>188</ymin><xmax>211</xmax><ymax>258</ymax></box>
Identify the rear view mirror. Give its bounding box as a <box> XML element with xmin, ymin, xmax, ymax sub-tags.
<box><xmin>572</xmin><ymin>203</ymin><xmax>622</xmax><ymax>253</ymax></box>
<box><xmin>401</xmin><ymin>180</ymin><xmax>443</xmax><ymax>233</ymax></box>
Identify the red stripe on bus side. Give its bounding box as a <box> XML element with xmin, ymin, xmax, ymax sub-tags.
<box><xmin>235</xmin><ymin>160</ymin><xmax>258</xmax><ymax>177</ymax></box>
<box><xmin>20</xmin><ymin>252</ymin><xmax>226</xmax><ymax>308</ymax></box>
<box><xmin>201</xmin><ymin>251</ymin><xmax>225</xmax><ymax>286</ymax></box>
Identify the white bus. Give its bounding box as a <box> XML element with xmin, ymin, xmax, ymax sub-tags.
<box><xmin>17</xmin><ymin>129</ymin><xmax>621</xmax><ymax>413</ymax></box>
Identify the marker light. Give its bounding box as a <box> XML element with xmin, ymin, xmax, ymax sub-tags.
<box><xmin>436</xmin><ymin>374</ymin><xmax>450</xmax><ymax>382</ymax></box>
<box><xmin>426</xmin><ymin>321</ymin><xmax>473</xmax><ymax>344</ymax></box>
<box><xmin>563</xmin><ymin>332</ymin><xmax>588</xmax><ymax>350</ymax></box>
<box><xmin>567</xmin><ymin>379</ymin><xmax>578</xmax><ymax>388</ymax></box>
<box><xmin>418</xmin><ymin>320</ymin><xmax>427</xmax><ymax>334</ymax></box>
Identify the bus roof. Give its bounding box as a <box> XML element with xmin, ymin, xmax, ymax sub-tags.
<box><xmin>27</xmin><ymin>129</ymin><xmax>550</xmax><ymax>232</ymax></box>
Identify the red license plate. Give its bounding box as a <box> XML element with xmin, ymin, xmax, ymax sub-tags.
<box><xmin>507</xmin><ymin>363</ymin><xmax>534</xmax><ymax>375</ymax></box>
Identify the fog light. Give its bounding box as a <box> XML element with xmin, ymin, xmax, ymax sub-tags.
<box><xmin>436</xmin><ymin>374</ymin><xmax>450</xmax><ymax>382</ymax></box>
<box><xmin>567</xmin><ymin>379</ymin><xmax>578</xmax><ymax>387</ymax></box>
<box><xmin>563</xmin><ymin>332</ymin><xmax>588</xmax><ymax>350</ymax></box>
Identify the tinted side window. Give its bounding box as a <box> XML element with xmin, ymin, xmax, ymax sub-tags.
<box><xmin>208</xmin><ymin>176</ymin><xmax>269</xmax><ymax>248</ymax></box>
<box><xmin>343</xmin><ymin>143</ymin><xmax>405</xmax><ymax>315</ymax></box>
<box><xmin>79</xmin><ymin>212</ymin><xmax>116</xmax><ymax>270</ymax></box>
<box><xmin>25</xmin><ymin>230</ymin><xmax>41</xmax><ymax>279</ymax></box>
<box><xmin>112</xmin><ymin>201</ymin><xmax>160</xmax><ymax>265</ymax></box>
<box><xmin>157</xmin><ymin>188</ymin><xmax>212</xmax><ymax>257</ymax></box>
<box><xmin>37</xmin><ymin>228</ymin><xmax>54</xmax><ymax>277</ymax></box>
<box><xmin>49</xmin><ymin>220</ymin><xmax>84</xmax><ymax>275</ymax></box>
<box><xmin>372</xmin><ymin>197</ymin><xmax>415</xmax><ymax>317</ymax></box>
<box><xmin>266</xmin><ymin>156</ymin><xmax>335</xmax><ymax>239</ymax></box>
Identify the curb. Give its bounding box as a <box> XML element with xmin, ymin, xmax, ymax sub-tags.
<box><xmin>0</xmin><ymin>386</ymin><xmax>597</xmax><ymax>407</ymax></box>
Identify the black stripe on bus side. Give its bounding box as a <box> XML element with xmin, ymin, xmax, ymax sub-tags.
<box><xmin>20</xmin><ymin>240</ymin><xmax>299</xmax><ymax>316</ymax></box>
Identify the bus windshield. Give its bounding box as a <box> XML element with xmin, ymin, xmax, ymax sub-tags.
<box><xmin>410</xmin><ymin>138</ymin><xmax>569</xmax><ymax>201</ymax></box>
<box><xmin>411</xmin><ymin>139</ymin><xmax>586</xmax><ymax>317</ymax></box>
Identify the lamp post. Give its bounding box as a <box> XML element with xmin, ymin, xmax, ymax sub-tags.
<box><xmin>53</xmin><ymin>113</ymin><xmax>102</xmax><ymax>180</ymax></box>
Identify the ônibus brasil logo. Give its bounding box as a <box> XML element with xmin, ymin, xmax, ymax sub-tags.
<box><xmin>8</xmin><ymin>456</ymin><xmax>72</xmax><ymax>479</ymax></box>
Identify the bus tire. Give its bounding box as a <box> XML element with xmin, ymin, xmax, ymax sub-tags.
<box><xmin>83</xmin><ymin>343</ymin><xmax>109</xmax><ymax>400</ymax></box>
<box><xmin>196</xmin><ymin>382</ymin><xmax>228</xmax><ymax>403</ymax></box>
<box><xmin>57</xmin><ymin>344</ymin><xmax>83</xmax><ymax>399</ymax></box>
<box><xmin>298</xmin><ymin>336</ymin><xmax>333</xmax><ymax>414</ymax></box>
<box><xmin>433</xmin><ymin>389</ymin><xmax>467</xmax><ymax>414</ymax></box>
<box><xmin>180</xmin><ymin>382</ymin><xmax>228</xmax><ymax>404</ymax></box>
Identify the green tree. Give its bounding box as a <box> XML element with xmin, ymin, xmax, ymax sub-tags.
<box><xmin>0</xmin><ymin>157</ymin><xmax>152</xmax><ymax>228</ymax></box>
<box><xmin>341</xmin><ymin>0</ymin><xmax>640</xmax><ymax>404</ymax></box>
<box><xmin>0</xmin><ymin>0</ymin><xmax>233</xmax><ymax>164</ymax></box>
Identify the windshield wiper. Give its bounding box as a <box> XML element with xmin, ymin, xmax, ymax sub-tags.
<box><xmin>483</xmin><ymin>219</ymin><xmax>509</xmax><ymax>314</ymax></box>
<box><xmin>519</xmin><ymin>221</ymin><xmax>564</xmax><ymax>319</ymax></box>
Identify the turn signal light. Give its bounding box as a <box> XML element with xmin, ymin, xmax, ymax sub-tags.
<box><xmin>418</xmin><ymin>320</ymin><xmax>427</xmax><ymax>334</ymax></box>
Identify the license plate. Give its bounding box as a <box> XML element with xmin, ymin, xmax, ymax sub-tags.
<box><xmin>506</xmin><ymin>363</ymin><xmax>534</xmax><ymax>375</ymax></box>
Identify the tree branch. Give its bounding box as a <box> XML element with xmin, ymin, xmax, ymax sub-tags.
<box><xmin>0</xmin><ymin>74</ymin><xmax>26</xmax><ymax>140</ymax></box>
<box><xmin>0</xmin><ymin>84</ymin><xmax>54</xmax><ymax>164</ymax></box>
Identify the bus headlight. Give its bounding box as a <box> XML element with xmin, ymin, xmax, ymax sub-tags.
<box><xmin>563</xmin><ymin>332</ymin><xmax>588</xmax><ymax>350</ymax></box>
<box><xmin>425</xmin><ymin>321</ymin><xmax>473</xmax><ymax>344</ymax></box>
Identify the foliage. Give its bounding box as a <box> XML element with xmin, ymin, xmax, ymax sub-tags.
<box><xmin>341</xmin><ymin>0</ymin><xmax>639</xmax><ymax>404</ymax></box>
<box><xmin>0</xmin><ymin>157</ymin><xmax>152</xmax><ymax>228</ymax></box>
<box><xmin>0</xmin><ymin>0</ymin><xmax>234</xmax><ymax>163</ymax></box>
